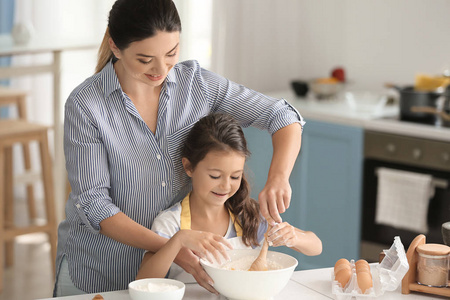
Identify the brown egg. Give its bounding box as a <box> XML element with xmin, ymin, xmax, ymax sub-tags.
<box><xmin>355</xmin><ymin>259</ymin><xmax>369</xmax><ymax>267</ymax></box>
<box><xmin>334</xmin><ymin>258</ymin><xmax>350</xmax><ymax>274</ymax></box>
<box><xmin>335</xmin><ymin>267</ymin><xmax>352</xmax><ymax>288</ymax></box>
<box><xmin>334</xmin><ymin>263</ymin><xmax>351</xmax><ymax>275</ymax></box>
<box><xmin>357</xmin><ymin>271</ymin><xmax>373</xmax><ymax>294</ymax></box>
<box><xmin>355</xmin><ymin>259</ymin><xmax>371</xmax><ymax>275</ymax></box>
<box><xmin>356</xmin><ymin>264</ymin><xmax>370</xmax><ymax>273</ymax></box>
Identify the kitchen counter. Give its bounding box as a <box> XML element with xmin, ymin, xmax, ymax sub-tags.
<box><xmin>268</xmin><ymin>90</ymin><xmax>450</xmax><ymax>142</ymax></box>
<box><xmin>37</xmin><ymin>266</ymin><xmax>446</xmax><ymax>300</ymax></box>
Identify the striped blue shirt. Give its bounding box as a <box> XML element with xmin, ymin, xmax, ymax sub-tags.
<box><xmin>56</xmin><ymin>59</ymin><xmax>304</xmax><ymax>293</ymax></box>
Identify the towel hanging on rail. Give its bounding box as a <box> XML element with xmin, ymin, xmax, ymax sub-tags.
<box><xmin>374</xmin><ymin>167</ymin><xmax>434</xmax><ymax>233</ymax></box>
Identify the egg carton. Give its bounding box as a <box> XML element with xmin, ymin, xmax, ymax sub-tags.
<box><xmin>331</xmin><ymin>236</ymin><xmax>409</xmax><ymax>300</ymax></box>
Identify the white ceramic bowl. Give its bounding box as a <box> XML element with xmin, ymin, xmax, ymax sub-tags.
<box><xmin>128</xmin><ymin>278</ymin><xmax>185</xmax><ymax>300</ymax></box>
<box><xmin>201</xmin><ymin>249</ymin><xmax>298</xmax><ymax>300</ymax></box>
<box><xmin>345</xmin><ymin>91</ymin><xmax>388</xmax><ymax>115</ymax></box>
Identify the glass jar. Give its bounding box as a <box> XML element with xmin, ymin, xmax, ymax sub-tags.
<box><xmin>416</xmin><ymin>243</ymin><xmax>450</xmax><ymax>287</ymax></box>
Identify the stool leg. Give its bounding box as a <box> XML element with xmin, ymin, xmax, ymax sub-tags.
<box><xmin>0</xmin><ymin>146</ymin><xmax>5</xmax><ymax>292</ymax></box>
<box><xmin>16</xmin><ymin>94</ymin><xmax>37</xmax><ymax>220</ymax></box>
<box><xmin>4</xmin><ymin>146</ymin><xmax>14</xmax><ymax>268</ymax></box>
<box><xmin>23</xmin><ymin>143</ymin><xmax>37</xmax><ymax>221</ymax></box>
<box><xmin>39</xmin><ymin>131</ymin><xmax>57</xmax><ymax>275</ymax></box>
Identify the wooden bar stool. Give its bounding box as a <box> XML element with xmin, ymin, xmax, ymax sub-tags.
<box><xmin>0</xmin><ymin>87</ymin><xmax>41</xmax><ymax>275</ymax></box>
<box><xmin>0</xmin><ymin>87</ymin><xmax>38</xmax><ymax>220</ymax></box>
<box><xmin>0</xmin><ymin>119</ymin><xmax>57</xmax><ymax>292</ymax></box>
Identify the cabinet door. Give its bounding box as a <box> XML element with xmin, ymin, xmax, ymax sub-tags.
<box><xmin>244</xmin><ymin>120</ymin><xmax>363</xmax><ymax>270</ymax></box>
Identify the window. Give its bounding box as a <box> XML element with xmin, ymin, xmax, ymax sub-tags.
<box><xmin>173</xmin><ymin>0</ymin><xmax>213</xmax><ymax>69</ymax></box>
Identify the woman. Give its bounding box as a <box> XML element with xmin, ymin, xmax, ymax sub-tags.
<box><xmin>55</xmin><ymin>0</ymin><xmax>304</xmax><ymax>296</ymax></box>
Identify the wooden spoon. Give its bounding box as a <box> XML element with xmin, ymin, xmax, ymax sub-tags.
<box><xmin>248</xmin><ymin>236</ymin><xmax>269</xmax><ymax>271</ymax></box>
<box><xmin>248</xmin><ymin>220</ymin><xmax>274</xmax><ymax>271</ymax></box>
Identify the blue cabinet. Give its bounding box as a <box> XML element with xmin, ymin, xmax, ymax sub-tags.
<box><xmin>244</xmin><ymin>119</ymin><xmax>364</xmax><ymax>270</ymax></box>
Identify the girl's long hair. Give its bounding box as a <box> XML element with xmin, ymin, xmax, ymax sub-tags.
<box><xmin>182</xmin><ymin>113</ymin><xmax>263</xmax><ymax>247</ymax></box>
<box><xmin>95</xmin><ymin>0</ymin><xmax>181</xmax><ymax>73</ymax></box>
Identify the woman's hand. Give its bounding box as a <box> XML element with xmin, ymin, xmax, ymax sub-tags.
<box><xmin>258</xmin><ymin>176</ymin><xmax>292</xmax><ymax>225</ymax></box>
<box><xmin>260</xmin><ymin>123</ymin><xmax>302</xmax><ymax>224</ymax></box>
<box><xmin>175</xmin><ymin>247</ymin><xmax>218</xmax><ymax>295</ymax></box>
<box><xmin>173</xmin><ymin>230</ymin><xmax>232</xmax><ymax>295</ymax></box>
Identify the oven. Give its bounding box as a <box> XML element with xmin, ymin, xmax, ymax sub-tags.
<box><xmin>360</xmin><ymin>130</ymin><xmax>450</xmax><ymax>262</ymax></box>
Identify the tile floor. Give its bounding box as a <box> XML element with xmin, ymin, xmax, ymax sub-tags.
<box><xmin>1</xmin><ymin>233</ymin><xmax>54</xmax><ymax>300</ymax></box>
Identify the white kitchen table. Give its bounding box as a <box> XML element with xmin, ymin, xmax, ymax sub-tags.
<box><xmin>0</xmin><ymin>35</ymin><xmax>99</xmax><ymax>221</ymax></box>
<box><xmin>36</xmin><ymin>278</ymin><xmax>328</xmax><ymax>300</ymax></box>
<box><xmin>290</xmin><ymin>267</ymin><xmax>448</xmax><ymax>299</ymax></box>
<box><xmin>36</xmin><ymin>266</ymin><xmax>447</xmax><ymax>300</ymax></box>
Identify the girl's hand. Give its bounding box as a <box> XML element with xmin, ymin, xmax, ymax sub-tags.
<box><xmin>266</xmin><ymin>223</ymin><xmax>323</xmax><ymax>256</ymax></box>
<box><xmin>175</xmin><ymin>230</ymin><xmax>232</xmax><ymax>264</ymax></box>
<box><xmin>258</xmin><ymin>176</ymin><xmax>292</xmax><ymax>225</ymax></box>
<box><xmin>266</xmin><ymin>222</ymin><xmax>298</xmax><ymax>248</ymax></box>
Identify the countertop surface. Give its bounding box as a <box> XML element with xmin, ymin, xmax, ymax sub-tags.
<box><xmin>37</xmin><ymin>266</ymin><xmax>447</xmax><ymax>300</ymax></box>
<box><xmin>268</xmin><ymin>90</ymin><xmax>450</xmax><ymax>142</ymax></box>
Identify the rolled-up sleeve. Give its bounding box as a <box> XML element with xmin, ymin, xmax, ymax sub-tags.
<box><xmin>64</xmin><ymin>98</ymin><xmax>120</xmax><ymax>233</ymax></box>
<box><xmin>200</xmin><ymin>68</ymin><xmax>305</xmax><ymax>135</ymax></box>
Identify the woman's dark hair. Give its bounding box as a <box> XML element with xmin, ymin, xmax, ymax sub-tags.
<box><xmin>182</xmin><ymin>113</ymin><xmax>263</xmax><ymax>247</ymax></box>
<box><xmin>96</xmin><ymin>0</ymin><xmax>182</xmax><ymax>73</ymax></box>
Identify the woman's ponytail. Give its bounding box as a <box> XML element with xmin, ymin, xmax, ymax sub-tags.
<box><xmin>95</xmin><ymin>28</ymin><xmax>114</xmax><ymax>73</ymax></box>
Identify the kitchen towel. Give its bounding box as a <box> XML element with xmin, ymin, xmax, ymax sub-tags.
<box><xmin>375</xmin><ymin>167</ymin><xmax>434</xmax><ymax>233</ymax></box>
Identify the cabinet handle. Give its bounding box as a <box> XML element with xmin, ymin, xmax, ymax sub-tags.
<box><xmin>386</xmin><ymin>143</ymin><xmax>396</xmax><ymax>154</ymax></box>
<box><xmin>412</xmin><ymin>148</ymin><xmax>422</xmax><ymax>160</ymax></box>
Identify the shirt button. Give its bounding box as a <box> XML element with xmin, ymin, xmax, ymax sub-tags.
<box><xmin>161</xmin><ymin>181</ymin><xmax>166</xmax><ymax>187</ymax></box>
<box><xmin>75</xmin><ymin>204</ymin><xmax>81</xmax><ymax>209</ymax></box>
<box><xmin>156</xmin><ymin>154</ymin><xmax>161</xmax><ymax>160</ymax></box>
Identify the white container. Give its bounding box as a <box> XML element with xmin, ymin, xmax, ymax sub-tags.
<box><xmin>11</xmin><ymin>22</ymin><xmax>34</xmax><ymax>45</ymax></box>
<box><xmin>331</xmin><ymin>236</ymin><xmax>409</xmax><ymax>299</ymax></box>
<box><xmin>128</xmin><ymin>278</ymin><xmax>185</xmax><ymax>300</ymax></box>
<box><xmin>345</xmin><ymin>91</ymin><xmax>388</xmax><ymax>116</ymax></box>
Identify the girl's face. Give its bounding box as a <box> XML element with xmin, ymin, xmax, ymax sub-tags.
<box><xmin>183</xmin><ymin>149</ymin><xmax>246</xmax><ymax>207</ymax></box>
<box><xmin>110</xmin><ymin>30</ymin><xmax>180</xmax><ymax>88</ymax></box>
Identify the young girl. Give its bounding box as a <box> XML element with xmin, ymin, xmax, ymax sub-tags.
<box><xmin>136</xmin><ymin>113</ymin><xmax>322</xmax><ymax>281</ymax></box>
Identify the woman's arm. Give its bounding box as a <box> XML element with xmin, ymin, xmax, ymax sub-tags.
<box><xmin>136</xmin><ymin>233</ymin><xmax>185</xmax><ymax>280</ymax></box>
<box><xmin>267</xmin><ymin>222</ymin><xmax>322</xmax><ymax>256</ymax></box>
<box><xmin>100</xmin><ymin>212</ymin><xmax>167</xmax><ymax>251</ymax></box>
<box><xmin>258</xmin><ymin>123</ymin><xmax>302</xmax><ymax>224</ymax></box>
<box><xmin>199</xmin><ymin>67</ymin><xmax>303</xmax><ymax>223</ymax></box>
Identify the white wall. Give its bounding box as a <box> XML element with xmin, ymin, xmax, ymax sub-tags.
<box><xmin>11</xmin><ymin>0</ymin><xmax>114</xmax><ymax>126</ymax></box>
<box><xmin>211</xmin><ymin>0</ymin><xmax>450</xmax><ymax>93</ymax></box>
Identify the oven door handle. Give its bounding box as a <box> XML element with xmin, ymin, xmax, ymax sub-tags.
<box><xmin>375</xmin><ymin>168</ymin><xmax>448</xmax><ymax>189</ymax></box>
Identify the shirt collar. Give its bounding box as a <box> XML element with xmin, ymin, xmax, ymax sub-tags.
<box><xmin>100</xmin><ymin>60</ymin><xmax>123</xmax><ymax>100</ymax></box>
<box><xmin>165</xmin><ymin>67</ymin><xmax>177</xmax><ymax>86</ymax></box>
